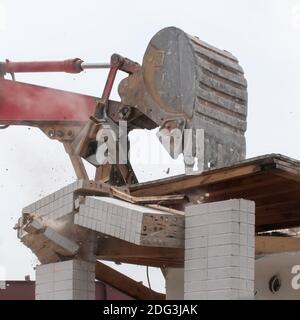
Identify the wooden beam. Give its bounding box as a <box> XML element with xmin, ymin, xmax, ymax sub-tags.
<box><xmin>129</xmin><ymin>155</ymin><xmax>290</xmax><ymax>197</ymax></box>
<box><xmin>98</xmin><ymin>256</ymin><xmax>183</xmax><ymax>268</ymax></box>
<box><xmin>203</xmin><ymin>171</ymin><xmax>278</xmax><ymax>195</ymax></box>
<box><xmin>205</xmin><ymin>178</ymin><xmax>300</xmax><ymax>209</ymax></box>
<box><xmin>254</xmin><ymin>189</ymin><xmax>300</xmax><ymax>207</ymax></box>
<box><xmin>255</xmin><ymin>218</ymin><xmax>300</xmax><ymax>232</ymax></box>
<box><xmin>96</xmin><ymin>237</ymin><xmax>183</xmax><ymax>256</ymax></box>
<box><xmin>256</xmin><ymin>199</ymin><xmax>300</xmax><ymax>212</ymax></box>
<box><xmin>146</xmin><ymin>204</ymin><xmax>185</xmax><ymax>216</ymax></box>
<box><xmin>205</xmin><ymin>177</ymin><xmax>298</xmax><ymax>204</ymax></box>
<box><xmin>130</xmin><ymin>163</ymin><xmax>263</xmax><ymax>197</ymax></box>
<box><xmin>111</xmin><ymin>186</ymin><xmax>185</xmax><ymax>206</ymax></box>
<box><xmin>95</xmin><ymin>261</ymin><xmax>165</xmax><ymax>300</ymax></box>
<box><xmin>74</xmin><ymin>180</ymin><xmax>111</xmax><ymax>196</ymax></box>
<box><xmin>96</xmin><ymin>237</ymin><xmax>183</xmax><ymax>267</ymax></box>
<box><xmin>96</xmin><ymin>234</ymin><xmax>300</xmax><ymax>267</ymax></box>
<box><xmin>256</xmin><ymin>211</ymin><xmax>300</xmax><ymax>232</ymax></box>
<box><xmin>202</xmin><ymin>173</ymin><xmax>283</xmax><ymax>200</ymax></box>
<box><xmin>256</xmin><ymin>200</ymin><xmax>300</xmax><ymax>225</ymax></box>
<box><xmin>274</xmin><ymin>158</ymin><xmax>300</xmax><ymax>182</ymax></box>
<box><xmin>257</xmin><ymin>221</ymin><xmax>300</xmax><ymax>232</ymax></box>
<box><xmin>256</xmin><ymin>236</ymin><xmax>300</xmax><ymax>255</ymax></box>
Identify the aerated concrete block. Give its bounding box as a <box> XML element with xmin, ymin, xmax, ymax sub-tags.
<box><xmin>43</xmin><ymin>227</ymin><xmax>79</xmax><ymax>255</ymax></box>
<box><xmin>36</xmin><ymin>259</ymin><xmax>95</xmax><ymax>300</ymax></box>
<box><xmin>74</xmin><ymin>196</ymin><xmax>184</xmax><ymax>248</ymax></box>
<box><xmin>22</xmin><ymin>180</ymin><xmax>84</xmax><ymax>221</ymax></box>
<box><xmin>184</xmin><ymin>199</ymin><xmax>255</xmax><ymax>300</ymax></box>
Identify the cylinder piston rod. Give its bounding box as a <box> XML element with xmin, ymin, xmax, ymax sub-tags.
<box><xmin>80</xmin><ymin>62</ymin><xmax>111</xmax><ymax>69</ymax></box>
<box><xmin>0</xmin><ymin>59</ymin><xmax>111</xmax><ymax>75</ymax></box>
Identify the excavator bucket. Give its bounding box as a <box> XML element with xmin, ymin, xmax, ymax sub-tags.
<box><xmin>119</xmin><ymin>27</ymin><xmax>248</xmax><ymax>171</ymax></box>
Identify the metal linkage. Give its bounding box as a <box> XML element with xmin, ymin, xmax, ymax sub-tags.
<box><xmin>0</xmin><ymin>55</ymin><xmax>140</xmax><ymax>76</ymax></box>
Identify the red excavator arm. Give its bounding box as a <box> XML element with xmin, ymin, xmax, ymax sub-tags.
<box><xmin>0</xmin><ymin>27</ymin><xmax>248</xmax><ymax>184</ymax></box>
<box><xmin>0</xmin><ymin>78</ymin><xmax>97</xmax><ymax>125</ymax></box>
<box><xmin>0</xmin><ymin>55</ymin><xmax>143</xmax><ymax>184</ymax></box>
<box><xmin>0</xmin><ymin>54</ymin><xmax>140</xmax><ymax>126</ymax></box>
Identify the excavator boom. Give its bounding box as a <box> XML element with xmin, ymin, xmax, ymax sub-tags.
<box><xmin>0</xmin><ymin>27</ymin><xmax>248</xmax><ymax>185</ymax></box>
<box><xmin>0</xmin><ymin>78</ymin><xmax>96</xmax><ymax>125</ymax></box>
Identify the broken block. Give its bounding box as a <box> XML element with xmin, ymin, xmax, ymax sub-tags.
<box><xmin>75</xmin><ymin>196</ymin><xmax>184</xmax><ymax>248</ymax></box>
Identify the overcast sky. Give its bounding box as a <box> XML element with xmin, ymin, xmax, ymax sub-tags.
<box><xmin>0</xmin><ymin>0</ymin><xmax>300</xmax><ymax>293</ymax></box>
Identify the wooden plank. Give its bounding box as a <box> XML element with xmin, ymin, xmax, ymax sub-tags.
<box><xmin>98</xmin><ymin>256</ymin><xmax>183</xmax><ymax>268</ymax></box>
<box><xmin>111</xmin><ymin>186</ymin><xmax>185</xmax><ymax>206</ymax></box>
<box><xmin>203</xmin><ymin>171</ymin><xmax>280</xmax><ymax>193</ymax></box>
<box><xmin>96</xmin><ymin>232</ymin><xmax>300</xmax><ymax>266</ymax></box>
<box><xmin>99</xmin><ymin>235</ymin><xmax>300</xmax><ymax>266</ymax></box>
<box><xmin>205</xmin><ymin>178</ymin><xmax>299</xmax><ymax>204</ymax></box>
<box><xmin>256</xmin><ymin>200</ymin><xmax>300</xmax><ymax>216</ymax></box>
<box><xmin>95</xmin><ymin>261</ymin><xmax>165</xmax><ymax>300</ymax></box>
<box><xmin>208</xmin><ymin>184</ymin><xmax>300</xmax><ymax>205</ymax></box>
<box><xmin>96</xmin><ymin>237</ymin><xmax>183</xmax><ymax>268</ymax></box>
<box><xmin>256</xmin><ymin>236</ymin><xmax>300</xmax><ymax>255</ymax></box>
<box><xmin>98</xmin><ymin>235</ymin><xmax>300</xmax><ymax>267</ymax></box>
<box><xmin>272</xmin><ymin>157</ymin><xmax>300</xmax><ymax>183</ymax></box>
<box><xmin>256</xmin><ymin>210</ymin><xmax>300</xmax><ymax>232</ymax></box>
<box><xmin>257</xmin><ymin>221</ymin><xmax>300</xmax><ymax>232</ymax></box>
<box><xmin>253</xmin><ymin>189</ymin><xmax>300</xmax><ymax>207</ymax></box>
<box><xmin>257</xmin><ymin>211</ymin><xmax>300</xmax><ymax>227</ymax></box>
<box><xmin>256</xmin><ymin>198</ymin><xmax>300</xmax><ymax>211</ymax></box>
<box><xmin>125</xmin><ymin>154</ymin><xmax>300</xmax><ymax>232</ymax></box>
<box><xmin>201</xmin><ymin>172</ymin><xmax>282</xmax><ymax>200</ymax></box>
<box><xmin>130</xmin><ymin>154</ymin><xmax>300</xmax><ymax>196</ymax></box>
<box><xmin>274</xmin><ymin>158</ymin><xmax>300</xmax><ymax>172</ymax></box>
<box><xmin>274</xmin><ymin>166</ymin><xmax>300</xmax><ymax>182</ymax></box>
<box><xmin>146</xmin><ymin>204</ymin><xmax>185</xmax><ymax>216</ymax></box>
<box><xmin>131</xmin><ymin>163</ymin><xmax>262</xmax><ymax>197</ymax></box>
<box><xmin>74</xmin><ymin>180</ymin><xmax>111</xmax><ymax>196</ymax></box>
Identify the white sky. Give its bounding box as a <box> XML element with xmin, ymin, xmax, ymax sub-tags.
<box><xmin>0</xmin><ymin>0</ymin><xmax>300</xmax><ymax>294</ymax></box>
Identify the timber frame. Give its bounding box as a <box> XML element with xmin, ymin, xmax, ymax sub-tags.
<box><xmin>93</xmin><ymin>154</ymin><xmax>300</xmax><ymax>269</ymax></box>
<box><xmin>129</xmin><ymin>154</ymin><xmax>300</xmax><ymax>232</ymax></box>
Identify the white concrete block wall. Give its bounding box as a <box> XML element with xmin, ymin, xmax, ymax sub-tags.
<box><xmin>184</xmin><ymin>199</ymin><xmax>255</xmax><ymax>300</ymax></box>
<box><xmin>74</xmin><ymin>196</ymin><xmax>164</xmax><ymax>245</ymax></box>
<box><xmin>43</xmin><ymin>227</ymin><xmax>79</xmax><ymax>255</ymax></box>
<box><xmin>36</xmin><ymin>259</ymin><xmax>95</xmax><ymax>300</ymax></box>
<box><xmin>22</xmin><ymin>180</ymin><xmax>84</xmax><ymax>221</ymax></box>
<box><xmin>21</xmin><ymin>183</ymin><xmax>182</xmax><ymax>252</ymax></box>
